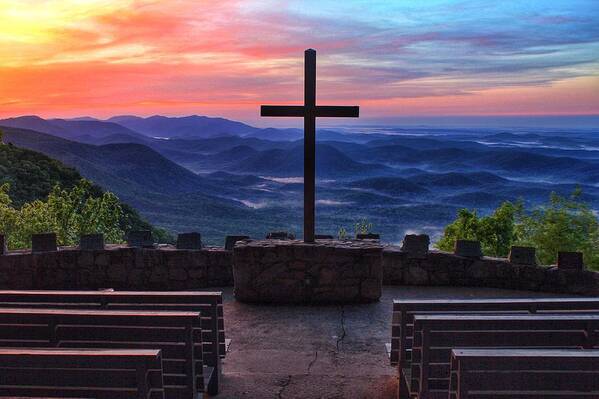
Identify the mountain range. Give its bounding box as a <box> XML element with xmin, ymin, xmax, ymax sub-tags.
<box><xmin>1</xmin><ymin>114</ymin><xmax>598</xmax><ymax>244</ymax></box>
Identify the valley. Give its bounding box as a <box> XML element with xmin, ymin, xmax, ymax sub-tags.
<box><xmin>1</xmin><ymin>115</ymin><xmax>598</xmax><ymax>245</ymax></box>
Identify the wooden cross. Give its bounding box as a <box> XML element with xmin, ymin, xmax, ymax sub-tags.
<box><xmin>261</xmin><ymin>49</ymin><xmax>360</xmax><ymax>243</ymax></box>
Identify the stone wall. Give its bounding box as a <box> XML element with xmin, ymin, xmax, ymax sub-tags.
<box><xmin>0</xmin><ymin>238</ymin><xmax>598</xmax><ymax>297</ymax></box>
<box><xmin>233</xmin><ymin>239</ymin><xmax>383</xmax><ymax>304</ymax></box>
<box><xmin>0</xmin><ymin>245</ymin><xmax>232</xmax><ymax>290</ymax></box>
<box><xmin>383</xmin><ymin>247</ymin><xmax>599</xmax><ymax>296</ymax></box>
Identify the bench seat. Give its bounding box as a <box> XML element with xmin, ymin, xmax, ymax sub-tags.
<box><xmin>0</xmin><ymin>308</ymin><xmax>203</xmax><ymax>399</ymax></box>
<box><xmin>403</xmin><ymin>314</ymin><xmax>599</xmax><ymax>399</ymax></box>
<box><xmin>0</xmin><ymin>290</ymin><xmax>225</xmax><ymax>394</ymax></box>
<box><xmin>449</xmin><ymin>348</ymin><xmax>599</xmax><ymax>398</ymax></box>
<box><xmin>390</xmin><ymin>297</ymin><xmax>599</xmax><ymax>366</ymax></box>
<box><xmin>0</xmin><ymin>348</ymin><xmax>164</xmax><ymax>399</ymax></box>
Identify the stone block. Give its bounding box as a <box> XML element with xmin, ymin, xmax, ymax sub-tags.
<box><xmin>266</xmin><ymin>231</ymin><xmax>295</xmax><ymax>240</ymax></box>
<box><xmin>31</xmin><ymin>233</ymin><xmax>57</xmax><ymax>253</ymax></box>
<box><xmin>127</xmin><ymin>230</ymin><xmax>154</xmax><ymax>248</ymax></box>
<box><xmin>79</xmin><ymin>234</ymin><xmax>105</xmax><ymax>250</ymax></box>
<box><xmin>454</xmin><ymin>240</ymin><xmax>482</xmax><ymax>258</ymax></box>
<box><xmin>315</xmin><ymin>234</ymin><xmax>334</xmax><ymax>239</ymax></box>
<box><xmin>0</xmin><ymin>234</ymin><xmax>6</xmax><ymax>255</ymax></box>
<box><xmin>400</xmin><ymin>234</ymin><xmax>429</xmax><ymax>257</ymax></box>
<box><xmin>557</xmin><ymin>251</ymin><xmax>584</xmax><ymax>271</ymax></box>
<box><xmin>225</xmin><ymin>235</ymin><xmax>250</xmax><ymax>250</ymax></box>
<box><xmin>508</xmin><ymin>246</ymin><xmax>536</xmax><ymax>265</ymax></box>
<box><xmin>176</xmin><ymin>232</ymin><xmax>202</xmax><ymax>250</ymax></box>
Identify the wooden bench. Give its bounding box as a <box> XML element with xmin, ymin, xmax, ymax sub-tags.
<box><xmin>449</xmin><ymin>348</ymin><xmax>599</xmax><ymax>398</ymax></box>
<box><xmin>390</xmin><ymin>297</ymin><xmax>599</xmax><ymax>366</ymax></box>
<box><xmin>0</xmin><ymin>308</ymin><xmax>203</xmax><ymax>399</ymax></box>
<box><xmin>0</xmin><ymin>348</ymin><xmax>164</xmax><ymax>399</ymax></box>
<box><xmin>402</xmin><ymin>314</ymin><xmax>599</xmax><ymax>399</ymax></box>
<box><xmin>0</xmin><ymin>290</ymin><xmax>226</xmax><ymax>394</ymax></box>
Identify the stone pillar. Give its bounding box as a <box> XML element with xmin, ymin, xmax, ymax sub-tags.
<box><xmin>557</xmin><ymin>251</ymin><xmax>584</xmax><ymax>271</ymax></box>
<box><xmin>401</xmin><ymin>234</ymin><xmax>429</xmax><ymax>258</ymax></box>
<box><xmin>0</xmin><ymin>234</ymin><xmax>7</xmax><ymax>255</ymax></box>
<box><xmin>127</xmin><ymin>230</ymin><xmax>154</xmax><ymax>248</ymax></box>
<box><xmin>32</xmin><ymin>233</ymin><xmax>57</xmax><ymax>253</ymax></box>
<box><xmin>225</xmin><ymin>235</ymin><xmax>250</xmax><ymax>251</ymax></box>
<box><xmin>80</xmin><ymin>234</ymin><xmax>105</xmax><ymax>250</ymax></box>
<box><xmin>176</xmin><ymin>232</ymin><xmax>202</xmax><ymax>250</ymax></box>
<box><xmin>508</xmin><ymin>246</ymin><xmax>536</xmax><ymax>265</ymax></box>
<box><xmin>454</xmin><ymin>240</ymin><xmax>482</xmax><ymax>258</ymax></box>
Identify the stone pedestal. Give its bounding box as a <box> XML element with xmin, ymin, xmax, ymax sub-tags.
<box><xmin>80</xmin><ymin>234</ymin><xmax>105</xmax><ymax>250</ymax></box>
<box><xmin>401</xmin><ymin>234</ymin><xmax>430</xmax><ymax>258</ymax></box>
<box><xmin>127</xmin><ymin>230</ymin><xmax>154</xmax><ymax>248</ymax></box>
<box><xmin>233</xmin><ymin>239</ymin><xmax>383</xmax><ymax>304</ymax></box>
<box><xmin>508</xmin><ymin>246</ymin><xmax>536</xmax><ymax>265</ymax></box>
<box><xmin>176</xmin><ymin>232</ymin><xmax>202</xmax><ymax>250</ymax></box>
<box><xmin>32</xmin><ymin>233</ymin><xmax>57</xmax><ymax>253</ymax></box>
<box><xmin>454</xmin><ymin>240</ymin><xmax>482</xmax><ymax>258</ymax></box>
<box><xmin>557</xmin><ymin>251</ymin><xmax>584</xmax><ymax>270</ymax></box>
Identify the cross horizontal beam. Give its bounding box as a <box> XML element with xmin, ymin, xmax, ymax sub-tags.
<box><xmin>261</xmin><ymin>105</ymin><xmax>359</xmax><ymax>118</ymax></box>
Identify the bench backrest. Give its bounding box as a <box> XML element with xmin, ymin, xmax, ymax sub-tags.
<box><xmin>0</xmin><ymin>290</ymin><xmax>225</xmax><ymax>370</ymax></box>
<box><xmin>0</xmin><ymin>348</ymin><xmax>164</xmax><ymax>399</ymax></box>
<box><xmin>0</xmin><ymin>308</ymin><xmax>201</xmax><ymax>398</ymax></box>
<box><xmin>391</xmin><ymin>297</ymin><xmax>599</xmax><ymax>366</ymax></box>
<box><xmin>449</xmin><ymin>349</ymin><xmax>599</xmax><ymax>399</ymax></box>
<box><xmin>410</xmin><ymin>314</ymin><xmax>599</xmax><ymax>398</ymax></box>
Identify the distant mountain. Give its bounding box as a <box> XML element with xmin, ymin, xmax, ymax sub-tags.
<box><xmin>107</xmin><ymin>115</ymin><xmax>259</xmax><ymax>139</ymax></box>
<box><xmin>244</xmin><ymin>127</ymin><xmax>302</xmax><ymax>141</ymax></box>
<box><xmin>0</xmin><ymin>115</ymin><xmax>147</xmax><ymax>144</ymax></box>
<box><xmin>349</xmin><ymin>177</ymin><xmax>429</xmax><ymax>196</ymax></box>
<box><xmin>411</xmin><ymin>171</ymin><xmax>508</xmax><ymax>188</ymax></box>
<box><xmin>0</xmin><ymin>126</ymin><xmax>207</xmax><ymax>195</ymax></box>
<box><xmin>226</xmin><ymin>143</ymin><xmax>391</xmax><ymax>177</ymax></box>
<box><xmin>442</xmin><ymin>191</ymin><xmax>507</xmax><ymax>209</ymax></box>
<box><xmin>470</xmin><ymin>151</ymin><xmax>595</xmax><ymax>179</ymax></box>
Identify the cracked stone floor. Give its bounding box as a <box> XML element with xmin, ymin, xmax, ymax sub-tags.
<box><xmin>212</xmin><ymin>286</ymin><xmax>562</xmax><ymax>399</ymax></box>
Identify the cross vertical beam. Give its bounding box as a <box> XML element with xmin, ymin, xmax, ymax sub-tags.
<box><xmin>261</xmin><ymin>49</ymin><xmax>359</xmax><ymax>243</ymax></box>
<box><xmin>304</xmin><ymin>49</ymin><xmax>316</xmax><ymax>243</ymax></box>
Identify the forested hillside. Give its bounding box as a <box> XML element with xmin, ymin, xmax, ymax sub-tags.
<box><xmin>0</xmin><ymin>137</ymin><xmax>171</xmax><ymax>243</ymax></box>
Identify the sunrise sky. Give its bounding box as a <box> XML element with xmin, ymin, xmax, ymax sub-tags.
<box><xmin>1</xmin><ymin>0</ymin><xmax>598</xmax><ymax>125</ymax></box>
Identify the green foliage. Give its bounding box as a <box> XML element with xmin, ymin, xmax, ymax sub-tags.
<box><xmin>354</xmin><ymin>218</ymin><xmax>373</xmax><ymax>237</ymax></box>
<box><xmin>436</xmin><ymin>202</ymin><xmax>519</xmax><ymax>257</ymax></box>
<box><xmin>338</xmin><ymin>227</ymin><xmax>348</xmax><ymax>240</ymax></box>
<box><xmin>0</xmin><ymin>142</ymin><xmax>173</xmax><ymax>244</ymax></box>
<box><xmin>515</xmin><ymin>189</ymin><xmax>599</xmax><ymax>268</ymax></box>
<box><xmin>0</xmin><ymin>143</ymin><xmax>81</xmax><ymax>207</ymax></box>
<box><xmin>0</xmin><ymin>180</ymin><xmax>125</xmax><ymax>249</ymax></box>
<box><xmin>436</xmin><ymin>190</ymin><xmax>599</xmax><ymax>270</ymax></box>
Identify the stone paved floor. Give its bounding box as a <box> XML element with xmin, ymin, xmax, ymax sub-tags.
<box><xmin>212</xmin><ymin>286</ymin><xmax>564</xmax><ymax>399</ymax></box>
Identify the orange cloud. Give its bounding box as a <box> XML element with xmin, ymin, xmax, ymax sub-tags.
<box><xmin>0</xmin><ymin>1</ymin><xmax>597</xmax><ymax>122</ymax></box>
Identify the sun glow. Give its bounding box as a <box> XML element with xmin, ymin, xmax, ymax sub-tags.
<box><xmin>0</xmin><ymin>0</ymin><xmax>597</xmax><ymax>121</ymax></box>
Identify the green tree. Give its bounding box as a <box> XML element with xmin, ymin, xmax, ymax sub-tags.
<box><xmin>436</xmin><ymin>191</ymin><xmax>599</xmax><ymax>270</ymax></box>
<box><xmin>0</xmin><ymin>179</ymin><xmax>125</xmax><ymax>249</ymax></box>
<box><xmin>436</xmin><ymin>202</ymin><xmax>519</xmax><ymax>257</ymax></box>
<box><xmin>515</xmin><ymin>190</ymin><xmax>599</xmax><ymax>268</ymax></box>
